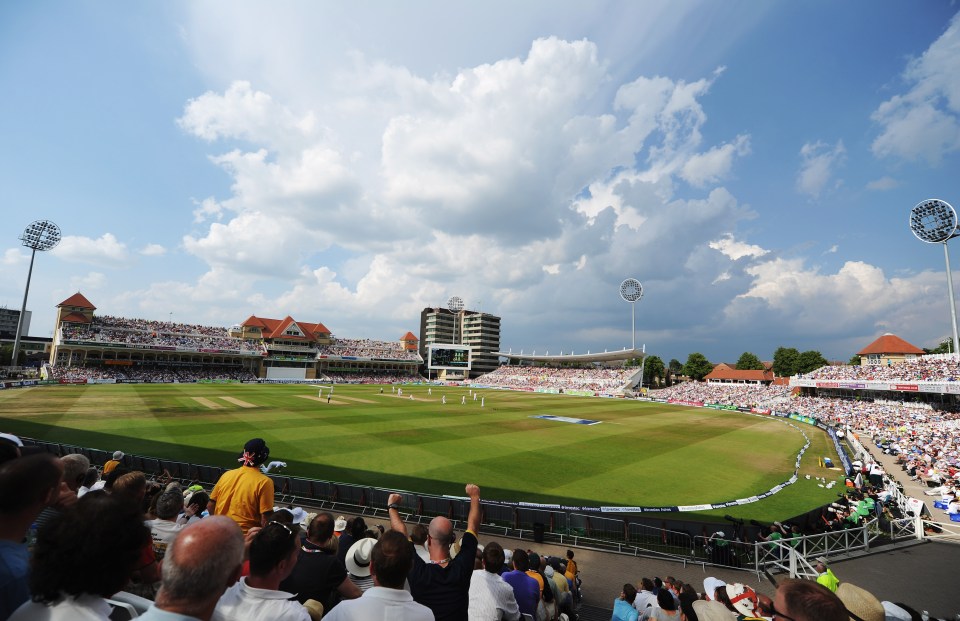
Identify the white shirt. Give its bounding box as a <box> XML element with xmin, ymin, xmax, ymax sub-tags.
<box><xmin>9</xmin><ymin>594</ymin><xmax>113</xmax><ymax>621</ymax></box>
<box><xmin>145</xmin><ymin>518</ymin><xmax>184</xmax><ymax>560</ymax></box>
<box><xmin>214</xmin><ymin>577</ymin><xmax>310</xmax><ymax>621</ymax></box>
<box><xmin>324</xmin><ymin>586</ymin><xmax>433</xmax><ymax>621</ymax></box>
<box><xmin>469</xmin><ymin>569</ymin><xmax>521</xmax><ymax>621</ymax></box>
<box><xmin>633</xmin><ymin>590</ymin><xmax>657</xmax><ymax>614</ymax></box>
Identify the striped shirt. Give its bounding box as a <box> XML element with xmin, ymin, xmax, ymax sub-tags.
<box><xmin>469</xmin><ymin>569</ymin><xmax>521</xmax><ymax>621</ymax></box>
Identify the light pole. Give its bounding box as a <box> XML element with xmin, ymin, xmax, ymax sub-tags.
<box><xmin>12</xmin><ymin>220</ymin><xmax>61</xmax><ymax>367</ymax></box>
<box><xmin>909</xmin><ymin>199</ymin><xmax>960</xmax><ymax>357</ymax></box>
<box><xmin>448</xmin><ymin>296</ymin><xmax>464</xmax><ymax>344</ymax></box>
<box><xmin>619</xmin><ymin>278</ymin><xmax>643</xmax><ymax>351</ymax></box>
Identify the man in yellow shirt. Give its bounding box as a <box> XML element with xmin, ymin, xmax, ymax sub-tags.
<box><xmin>208</xmin><ymin>438</ymin><xmax>275</xmax><ymax>533</ymax></box>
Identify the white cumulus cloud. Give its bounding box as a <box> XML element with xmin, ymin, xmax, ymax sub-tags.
<box><xmin>871</xmin><ymin>12</ymin><xmax>960</xmax><ymax>164</ymax></box>
<box><xmin>54</xmin><ymin>234</ymin><xmax>129</xmax><ymax>267</ymax></box>
<box><xmin>140</xmin><ymin>244</ymin><xmax>166</xmax><ymax>256</ymax></box>
<box><xmin>796</xmin><ymin>140</ymin><xmax>845</xmax><ymax>199</ymax></box>
<box><xmin>709</xmin><ymin>234</ymin><xmax>769</xmax><ymax>261</ymax></box>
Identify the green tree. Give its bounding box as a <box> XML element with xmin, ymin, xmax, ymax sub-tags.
<box><xmin>665</xmin><ymin>358</ymin><xmax>683</xmax><ymax>386</ymax></box>
<box><xmin>772</xmin><ymin>347</ymin><xmax>800</xmax><ymax>377</ymax></box>
<box><xmin>735</xmin><ymin>351</ymin><xmax>764</xmax><ymax>370</ymax></box>
<box><xmin>847</xmin><ymin>354</ymin><xmax>861</xmax><ymax>366</ymax></box>
<box><xmin>683</xmin><ymin>352</ymin><xmax>714</xmax><ymax>381</ymax></box>
<box><xmin>642</xmin><ymin>355</ymin><xmax>665</xmax><ymax>387</ymax></box>
<box><xmin>797</xmin><ymin>350</ymin><xmax>829</xmax><ymax>374</ymax></box>
<box><xmin>924</xmin><ymin>338</ymin><xmax>953</xmax><ymax>355</ymax></box>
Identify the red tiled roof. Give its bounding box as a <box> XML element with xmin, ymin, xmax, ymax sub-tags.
<box><xmin>57</xmin><ymin>292</ymin><xmax>95</xmax><ymax>310</ymax></box>
<box><xmin>241</xmin><ymin>315</ymin><xmax>330</xmax><ymax>341</ymax></box>
<box><xmin>705</xmin><ymin>368</ymin><xmax>774</xmax><ymax>382</ymax></box>
<box><xmin>241</xmin><ymin>315</ymin><xmax>269</xmax><ymax>329</ymax></box>
<box><xmin>401</xmin><ymin>331</ymin><xmax>418</xmax><ymax>342</ymax></box>
<box><xmin>60</xmin><ymin>312</ymin><xmax>91</xmax><ymax>324</ymax></box>
<box><xmin>857</xmin><ymin>334</ymin><xmax>924</xmax><ymax>356</ymax></box>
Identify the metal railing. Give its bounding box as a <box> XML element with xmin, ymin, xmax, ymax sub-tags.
<box><xmin>24</xmin><ymin>437</ymin><xmax>931</xmax><ymax>571</ymax></box>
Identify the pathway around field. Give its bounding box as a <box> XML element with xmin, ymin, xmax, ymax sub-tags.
<box><xmin>295</xmin><ymin>395</ymin><xmax>348</xmax><ymax>405</ymax></box>
<box><xmin>191</xmin><ymin>397</ymin><xmax>223</xmax><ymax>409</ymax></box>
<box><xmin>219</xmin><ymin>396</ymin><xmax>257</xmax><ymax>408</ymax></box>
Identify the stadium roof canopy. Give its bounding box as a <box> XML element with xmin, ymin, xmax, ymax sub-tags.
<box><xmin>495</xmin><ymin>348</ymin><xmax>644</xmax><ymax>364</ymax></box>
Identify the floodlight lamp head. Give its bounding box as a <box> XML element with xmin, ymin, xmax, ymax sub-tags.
<box><xmin>447</xmin><ymin>295</ymin><xmax>464</xmax><ymax>312</ymax></box>
<box><xmin>909</xmin><ymin>199</ymin><xmax>958</xmax><ymax>243</ymax></box>
<box><xmin>619</xmin><ymin>278</ymin><xmax>643</xmax><ymax>303</ymax></box>
<box><xmin>19</xmin><ymin>220</ymin><xmax>61</xmax><ymax>251</ymax></box>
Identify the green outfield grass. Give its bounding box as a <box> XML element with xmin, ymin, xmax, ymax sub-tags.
<box><xmin>0</xmin><ymin>383</ymin><xmax>843</xmax><ymax>521</ymax></box>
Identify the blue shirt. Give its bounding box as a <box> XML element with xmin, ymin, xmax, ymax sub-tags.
<box><xmin>612</xmin><ymin>598</ymin><xmax>640</xmax><ymax>621</ymax></box>
<box><xmin>502</xmin><ymin>570</ymin><xmax>540</xmax><ymax>618</ymax></box>
<box><xmin>0</xmin><ymin>540</ymin><xmax>30</xmax><ymax>621</ymax></box>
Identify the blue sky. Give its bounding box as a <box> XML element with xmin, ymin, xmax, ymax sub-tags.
<box><xmin>2</xmin><ymin>1</ymin><xmax>959</xmax><ymax>365</ymax></box>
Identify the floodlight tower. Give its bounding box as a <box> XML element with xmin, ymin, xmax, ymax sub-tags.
<box><xmin>448</xmin><ymin>296</ymin><xmax>464</xmax><ymax>344</ymax></box>
<box><xmin>12</xmin><ymin>220</ymin><xmax>61</xmax><ymax>366</ymax></box>
<box><xmin>909</xmin><ymin>199</ymin><xmax>960</xmax><ymax>357</ymax></box>
<box><xmin>619</xmin><ymin>278</ymin><xmax>643</xmax><ymax>350</ymax></box>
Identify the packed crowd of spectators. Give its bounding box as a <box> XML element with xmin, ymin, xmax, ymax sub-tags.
<box><xmin>619</xmin><ymin>572</ymin><xmax>950</xmax><ymax>621</ymax></box>
<box><xmin>0</xmin><ymin>439</ymin><xmax>595</xmax><ymax>621</ymax></box>
<box><xmin>474</xmin><ymin>365</ymin><xmax>635</xmax><ymax>393</ymax></box>
<box><xmin>61</xmin><ymin>315</ymin><xmax>263</xmax><ymax>354</ymax></box>
<box><xmin>317</xmin><ymin>338</ymin><xmax>421</xmax><ymax>361</ymax></box>
<box><xmin>648</xmin><ymin>382</ymin><xmax>793</xmax><ymax>409</ymax></box>
<box><xmin>46</xmin><ymin>364</ymin><xmax>258</xmax><ymax>383</ymax></box>
<box><xmin>322</xmin><ymin>372</ymin><xmax>424</xmax><ymax>384</ymax></box>
<box><xmin>649</xmin><ymin>382</ymin><xmax>960</xmax><ymax>524</ymax></box>
<box><xmin>803</xmin><ymin>355</ymin><xmax>960</xmax><ymax>382</ymax></box>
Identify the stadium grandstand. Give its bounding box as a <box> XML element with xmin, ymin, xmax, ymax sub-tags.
<box><xmin>45</xmin><ymin>292</ymin><xmax>423</xmax><ymax>382</ymax></box>
<box><xmin>468</xmin><ymin>347</ymin><xmax>647</xmax><ymax>395</ymax></box>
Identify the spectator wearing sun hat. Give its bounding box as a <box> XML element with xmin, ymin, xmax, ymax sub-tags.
<box><xmin>701</xmin><ymin>577</ymin><xmax>726</xmax><ymax>601</ymax></box>
<box><xmin>334</xmin><ymin>515</ymin><xmax>347</xmax><ymax>536</ymax></box>
<box><xmin>722</xmin><ymin>583</ymin><xmax>766</xmax><ymax>621</ymax></box>
<box><xmin>208</xmin><ymin>438</ymin><xmax>275</xmax><ymax>534</ymax></box>
<box><xmin>836</xmin><ymin>583</ymin><xmax>885</xmax><ymax>621</ymax></box>
<box><xmin>345</xmin><ymin>537</ymin><xmax>377</xmax><ymax>593</ymax></box>
<box><xmin>692</xmin><ymin>599</ymin><xmax>735</xmax><ymax>621</ymax></box>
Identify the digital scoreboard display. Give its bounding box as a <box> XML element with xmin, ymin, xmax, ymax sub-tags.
<box><xmin>428</xmin><ymin>345</ymin><xmax>472</xmax><ymax>370</ymax></box>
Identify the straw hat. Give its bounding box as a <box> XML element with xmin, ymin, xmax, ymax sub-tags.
<box><xmin>836</xmin><ymin>583</ymin><xmax>885</xmax><ymax>621</ymax></box>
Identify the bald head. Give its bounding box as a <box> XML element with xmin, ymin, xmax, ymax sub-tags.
<box><xmin>155</xmin><ymin>516</ymin><xmax>244</xmax><ymax>616</ymax></box>
<box><xmin>428</xmin><ymin>515</ymin><xmax>454</xmax><ymax>548</ymax></box>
